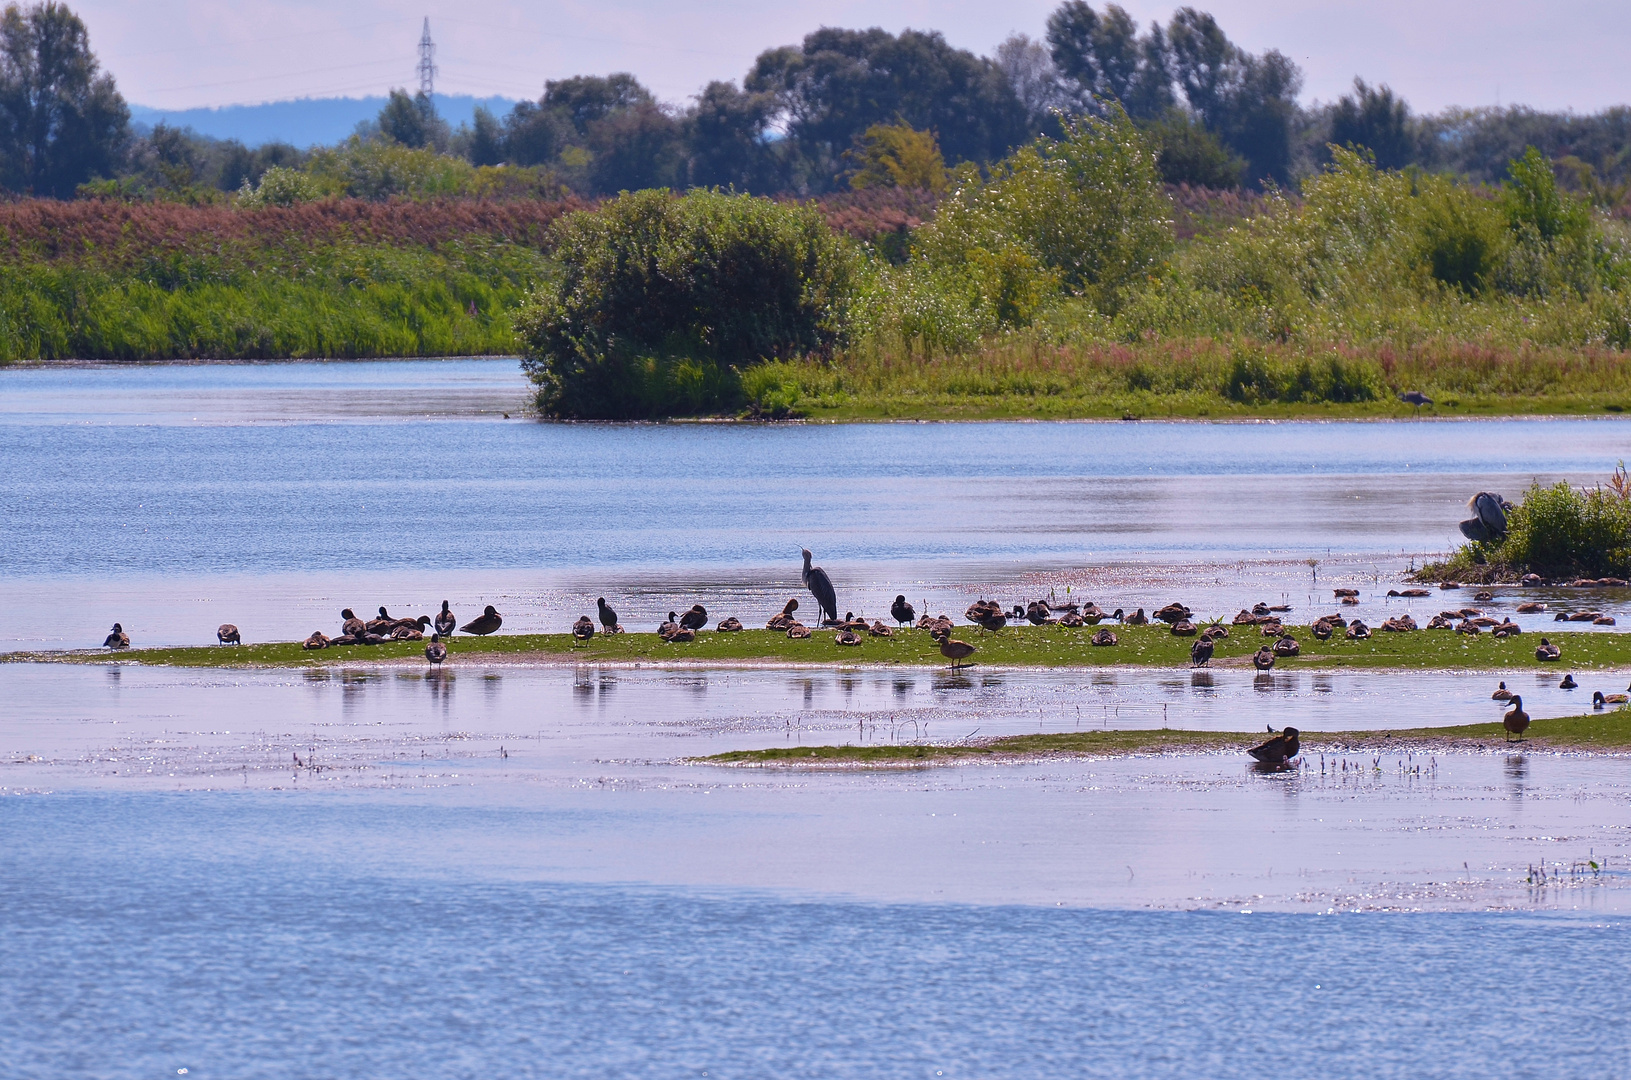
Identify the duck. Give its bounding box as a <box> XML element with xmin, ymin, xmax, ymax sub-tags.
<box><xmin>868</xmin><ymin>620</ymin><xmax>893</xmax><ymax>637</ymax></box>
<box><xmin>104</xmin><ymin>623</ymin><xmax>129</xmax><ymax>649</ymax></box>
<box><xmin>341</xmin><ymin>608</ymin><xmax>366</xmax><ymax>637</ymax></box>
<box><xmin>1189</xmin><ymin>637</ymin><xmax>1214</xmax><ymax>667</ymax></box>
<box><xmin>657</xmin><ymin>612</ymin><xmax>681</xmax><ymax>640</ymax></box>
<box><xmin>572</xmin><ymin>616</ymin><xmax>595</xmax><ymax>644</ymax></box>
<box><xmin>668</xmin><ymin>626</ymin><xmax>697</xmax><ymax>643</ymax></box>
<box><xmin>891</xmin><ymin>595</ymin><xmax>916</xmax><ymax>627</ymax></box>
<box><xmin>1515</xmin><ymin>602</ymin><xmax>1547</xmax><ymax>614</ymax></box>
<box><xmin>1312</xmin><ymin>619</ymin><xmax>1334</xmax><ymax>640</ymax></box>
<box><xmin>1090</xmin><ymin>628</ymin><xmax>1118</xmax><ymax>646</ymax></box>
<box><xmin>1593</xmin><ymin>690</ymin><xmax>1628</xmax><ymax>708</ymax></box>
<box><xmin>839</xmin><ymin>612</ymin><xmax>869</xmax><ymax>632</ymax></box>
<box><xmin>1155</xmin><ymin>602</ymin><xmax>1192</xmax><ymax>624</ymax></box>
<box><xmin>425</xmin><ymin>633</ymin><xmax>447</xmax><ymax>667</ymax></box>
<box><xmin>390</xmin><ymin>624</ymin><xmax>425</xmax><ymax>641</ymax></box>
<box><xmin>596</xmin><ymin>597</ymin><xmax>620</xmax><ymax>635</ymax></box>
<box><xmin>1503</xmin><ymin>696</ymin><xmax>1531</xmax><ymax>741</ymax></box>
<box><xmin>1491</xmin><ymin>681</ymin><xmax>1512</xmax><ymax>701</ymax></box>
<box><xmin>1123</xmin><ymin>608</ymin><xmax>1149</xmax><ymax>626</ymax></box>
<box><xmin>679</xmin><ymin>605</ymin><xmax>709</xmax><ymax>632</ymax></box>
<box><xmin>435</xmin><ymin>601</ymin><xmax>457</xmax><ymax>637</ymax></box>
<box><xmin>1273</xmin><ymin>634</ymin><xmax>1300</xmax><ymax>657</ymax></box>
<box><xmin>1059</xmin><ymin>611</ymin><xmax>1087</xmax><ymax>628</ymax></box>
<box><xmin>1560</xmin><ymin>673</ymin><xmax>1578</xmax><ymax>690</ymax></box>
<box><xmin>302</xmin><ymin>631</ymin><xmax>330</xmax><ymax>650</ymax></box>
<box><xmin>717</xmin><ymin>617</ymin><xmax>744</xmax><ymax>632</ymax></box>
<box><xmin>1248</xmin><ymin>726</ymin><xmax>1300</xmax><ymax>764</ymax></box>
<box><xmin>1025</xmin><ymin>601</ymin><xmax>1053</xmax><ymax>626</ymax></box>
<box><xmin>1346</xmin><ymin>620</ymin><xmax>1372</xmax><ymax>640</ymax></box>
<box><xmin>939</xmin><ymin>636</ymin><xmax>976</xmax><ymax>669</ymax></box>
<box><xmin>217</xmin><ymin>623</ymin><xmax>241</xmax><ymax>645</ymax></box>
<box><xmin>768</xmin><ymin>598</ymin><xmax>800</xmax><ymax>631</ymax></box>
<box><xmin>1171</xmin><ymin>619</ymin><xmax>1198</xmax><ymax>637</ymax></box>
<box><xmin>366</xmin><ymin>606</ymin><xmax>397</xmax><ymax>635</ymax></box>
<box><xmin>328</xmin><ymin>633</ymin><xmax>360</xmax><ymax>647</ymax></box>
<box><xmin>786</xmin><ymin>622</ymin><xmax>812</xmax><ymax>639</ymax></box>
<box><xmin>1333</xmin><ymin>588</ymin><xmax>1359</xmax><ymax>598</ymax></box>
<box><xmin>1252</xmin><ymin>646</ymin><xmax>1275</xmax><ymax>670</ymax></box>
<box><xmin>1200</xmin><ymin>622</ymin><xmax>1229</xmax><ymax>640</ymax></box>
<box><xmin>1534</xmin><ymin>638</ymin><xmax>1562</xmax><ymax>661</ymax></box>
<box><xmin>834</xmin><ymin>629</ymin><xmax>862</xmax><ymax>646</ymax></box>
<box><xmin>459</xmin><ymin>605</ymin><xmax>502</xmax><ymax>636</ymax></box>
<box><xmin>358</xmin><ymin>630</ymin><xmax>390</xmax><ymax>645</ymax></box>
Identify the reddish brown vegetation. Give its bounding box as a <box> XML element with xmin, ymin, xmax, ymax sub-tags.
<box><xmin>807</xmin><ymin>188</ymin><xmax>942</xmax><ymax>243</ymax></box>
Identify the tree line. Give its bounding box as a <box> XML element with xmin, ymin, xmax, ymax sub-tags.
<box><xmin>4</xmin><ymin>0</ymin><xmax>1631</xmax><ymax>203</ymax></box>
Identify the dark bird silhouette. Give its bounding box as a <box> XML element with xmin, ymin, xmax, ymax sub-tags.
<box><xmin>435</xmin><ymin>601</ymin><xmax>456</xmax><ymax>637</ymax></box>
<box><xmin>1190</xmin><ymin>637</ymin><xmax>1214</xmax><ymax>667</ymax></box>
<box><xmin>1560</xmin><ymin>673</ymin><xmax>1578</xmax><ymax>689</ymax></box>
<box><xmin>104</xmin><ymin>623</ymin><xmax>129</xmax><ymax>649</ymax></box>
<box><xmin>217</xmin><ymin>623</ymin><xmax>240</xmax><ymax>645</ymax></box>
<box><xmin>597</xmin><ymin>597</ymin><xmax>620</xmax><ymax>635</ymax></box>
<box><xmin>939</xmin><ymin>636</ymin><xmax>976</xmax><ymax>669</ymax></box>
<box><xmin>303</xmin><ymin>631</ymin><xmax>330</xmax><ymax>650</ymax></box>
<box><xmin>460</xmin><ymin>605</ymin><xmax>502</xmax><ymax>635</ymax></box>
<box><xmin>1248</xmin><ymin>727</ymin><xmax>1300</xmax><ymax>763</ymax></box>
<box><xmin>891</xmin><ymin>595</ymin><xmax>915</xmax><ymax>627</ymax></box>
<box><xmin>801</xmin><ymin>548</ymin><xmax>838</xmax><ymax>625</ymax></box>
<box><xmin>425</xmin><ymin>633</ymin><xmax>447</xmax><ymax>667</ymax></box>
<box><xmin>1503</xmin><ymin>696</ymin><xmax>1530</xmax><ymax>741</ymax></box>
<box><xmin>341</xmin><ymin>608</ymin><xmax>365</xmax><ymax>637</ymax></box>
<box><xmin>572</xmin><ymin>616</ymin><xmax>595</xmax><ymax>644</ymax></box>
<box><xmin>679</xmin><ymin>605</ymin><xmax>708</xmax><ymax>632</ymax></box>
<box><xmin>1398</xmin><ymin>390</ymin><xmax>1432</xmax><ymax>409</ymax></box>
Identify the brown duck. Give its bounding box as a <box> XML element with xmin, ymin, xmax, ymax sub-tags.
<box><xmin>460</xmin><ymin>605</ymin><xmax>503</xmax><ymax>636</ymax></box>
<box><xmin>1503</xmin><ymin>696</ymin><xmax>1530</xmax><ymax>741</ymax></box>
<box><xmin>1248</xmin><ymin>727</ymin><xmax>1300</xmax><ymax>764</ymax></box>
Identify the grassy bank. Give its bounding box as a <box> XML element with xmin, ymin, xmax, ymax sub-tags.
<box><xmin>698</xmin><ymin>709</ymin><xmax>1631</xmax><ymax>766</ymax></box>
<box><xmin>12</xmin><ymin>622</ymin><xmax>1630</xmax><ymax>670</ymax></box>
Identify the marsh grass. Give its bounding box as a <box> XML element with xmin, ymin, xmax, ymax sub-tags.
<box><xmin>698</xmin><ymin>709</ymin><xmax>1631</xmax><ymax>765</ymax></box>
<box><xmin>16</xmin><ymin>622</ymin><xmax>1631</xmax><ymax>671</ymax></box>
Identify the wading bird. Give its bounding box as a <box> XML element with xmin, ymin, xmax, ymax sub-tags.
<box><xmin>939</xmin><ymin>635</ymin><xmax>976</xmax><ymax>669</ymax></box>
<box><xmin>104</xmin><ymin>623</ymin><xmax>129</xmax><ymax>649</ymax></box>
<box><xmin>460</xmin><ymin>605</ymin><xmax>502</xmax><ymax>636</ymax></box>
<box><xmin>425</xmin><ymin>633</ymin><xmax>447</xmax><ymax>667</ymax></box>
<box><xmin>596</xmin><ymin>598</ymin><xmax>620</xmax><ymax>635</ymax></box>
<box><xmin>1503</xmin><ymin>696</ymin><xmax>1531</xmax><ymax>741</ymax></box>
<box><xmin>1398</xmin><ymin>390</ymin><xmax>1432</xmax><ymax>410</ymax></box>
<box><xmin>891</xmin><ymin>595</ymin><xmax>915</xmax><ymax>627</ymax></box>
<box><xmin>1248</xmin><ymin>727</ymin><xmax>1300</xmax><ymax>764</ymax></box>
<box><xmin>1190</xmin><ymin>636</ymin><xmax>1214</xmax><ymax>667</ymax></box>
<box><xmin>435</xmin><ymin>601</ymin><xmax>457</xmax><ymax>637</ymax></box>
<box><xmin>801</xmin><ymin>549</ymin><xmax>838</xmax><ymax>626</ymax></box>
<box><xmin>217</xmin><ymin>624</ymin><xmax>240</xmax><ymax>645</ymax></box>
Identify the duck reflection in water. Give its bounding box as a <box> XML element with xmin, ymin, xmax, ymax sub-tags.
<box><xmin>1505</xmin><ymin>754</ymin><xmax>1528</xmax><ymax>799</ymax></box>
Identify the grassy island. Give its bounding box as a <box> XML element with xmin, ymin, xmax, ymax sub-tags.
<box><xmin>11</xmin><ymin>622</ymin><xmax>1630</xmax><ymax>671</ymax></box>
<box><xmin>697</xmin><ymin>708</ymin><xmax>1631</xmax><ymax>766</ymax></box>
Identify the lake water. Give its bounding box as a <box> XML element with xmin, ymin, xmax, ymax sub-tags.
<box><xmin>5</xmin><ymin>358</ymin><xmax>1631</xmax><ymax>1076</ymax></box>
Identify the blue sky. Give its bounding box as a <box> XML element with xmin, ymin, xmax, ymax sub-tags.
<box><xmin>81</xmin><ymin>0</ymin><xmax>1630</xmax><ymax>114</ymax></box>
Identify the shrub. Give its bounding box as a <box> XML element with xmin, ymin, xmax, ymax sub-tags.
<box><xmin>1434</xmin><ymin>470</ymin><xmax>1631</xmax><ymax>579</ymax></box>
<box><xmin>517</xmin><ymin>189</ymin><xmax>854</xmax><ymax>418</ymax></box>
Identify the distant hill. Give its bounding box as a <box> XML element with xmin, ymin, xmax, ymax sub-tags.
<box><xmin>128</xmin><ymin>94</ymin><xmax>523</xmax><ymax>149</ymax></box>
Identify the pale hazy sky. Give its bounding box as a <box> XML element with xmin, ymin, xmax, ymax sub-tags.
<box><xmin>79</xmin><ymin>0</ymin><xmax>1631</xmax><ymax>114</ymax></box>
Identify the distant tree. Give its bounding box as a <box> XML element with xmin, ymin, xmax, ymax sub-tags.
<box><xmin>1166</xmin><ymin>8</ymin><xmax>1234</xmax><ymax>126</ymax></box>
<box><xmin>378</xmin><ymin>89</ymin><xmax>429</xmax><ymax>147</ymax></box>
<box><xmin>747</xmin><ymin>27</ymin><xmax>1027</xmax><ymax>189</ymax></box>
<box><xmin>0</xmin><ymin>0</ymin><xmax>128</xmax><ymax>197</ymax></box>
<box><xmin>543</xmin><ymin>73</ymin><xmax>653</xmax><ymax>135</ymax></box>
<box><xmin>685</xmin><ymin>79</ymin><xmax>781</xmax><ymax>190</ymax></box>
<box><xmin>1140</xmin><ymin>109</ymin><xmax>1243</xmax><ymax>187</ymax></box>
<box><xmin>1045</xmin><ymin>2</ymin><xmax>1169</xmax><ymax>120</ymax></box>
<box><xmin>994</xmin><ymin>34</ymin><xmax>1068</xmax><ymax>133</ymax></box>
<box><xmin>586</xmin><ymin>101</ymin><xmax>684</xmax><ymax>193</ymax></box>
<box><xmin>467</xmin><ymin>105</ymin><xmax>504</xmax><ymax>166</ymax></box>
<box><xmin>1330</xmin><ymin>78</ymin><xmax>1413</xmax><ymax>170</ymax></box>
<box><xmin>502</xmin><ymin>100</ymin><xmax>569</xmax><ymax>166</ymax></box>
<box><xmin>845</xmin><ymin>122</ymin><xmax>947</xmax><ymax>192</ymax></box>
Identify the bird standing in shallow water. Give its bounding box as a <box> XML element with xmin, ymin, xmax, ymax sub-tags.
<box><xmin>939</xmin><ymin>636</ymin><xmax>976</xmax><ymax>669</ymax></box>
<box><xmin>460</xmin><ymin>605</ymin><xmax>502</xmax><ymax>635</ymax></box>
<box><xmin>1190</xmin><ymin>637</ymin><xmax>1214</xmax><ymax>667</ymax></box>
<box><xmin>434</xmin><ymin>601</ymin><xmax>456</xmax><ymax>637</ymax></box>
<box><xmin>1503</xmin><ymin>696</ymin><xmax>1530</xmax><ymax>741</ymax></box>
<box><xmin>801</xmin><ymin>549</ymin><xmax>838</xmax><ymax>626</ymax></box>
<box><xmin>1248</xmin><ymin>727</ymin><xmax>1300</xmax><ymax>764</ymax></box>
<box><xmin>425</xmin><ymin>633</ymin><xmax>447</xmax><ymax>667</ymax></box>
<box><xmin>104</xmin><ymin>623</ymin><xmax>129</xmax><ymax>649</ymax></box>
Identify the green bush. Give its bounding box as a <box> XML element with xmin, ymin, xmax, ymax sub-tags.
<box><xmin>517</xmin><ymin>189</ymin><xmax>854</xmax><ymax>418</ymax></box>
<box><xmin>1222</xmin><ymin>350</ymin><xmax>1381</xmax><ymax>404</ymax></box>
<box><xmin>1438</xmin><ymin>474</ymin><xmax>1631</xmax><ymax>578</ymax></box>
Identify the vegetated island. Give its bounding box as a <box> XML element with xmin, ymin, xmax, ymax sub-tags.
<box><xmin>10</xmin><ymin>623</ymin><xmax>1628</xmax><ymax>671</ymax></box>
<box><xmin>694</xmin><ymin>709</ymin><xmax>1631</xmax><ymax>767</ymax></box>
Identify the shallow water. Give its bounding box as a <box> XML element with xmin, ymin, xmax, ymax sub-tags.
<box><xmin>5</xmin><ymin>358</ymin><xmax>1631</xmax><ymax>649</ymax></box>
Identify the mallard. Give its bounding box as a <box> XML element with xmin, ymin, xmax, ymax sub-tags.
<box><xmin>104</xmin><ymin>623</ymin><xmax>129</xmax><ymax>649</ymax></box>
<box><xmin>891</xmin><ymin>595</ymin><xmax>915</xmax><ymax>627</ymax></box>
<box><xmin>1253</xmin><ymin>646</ymin><xmax>1275</xmax><ymax>670</ymax></box>
<box><xmin>1492</xmin><ymin>681</ymin><xmax>1512</xmax><ymax>701</ymax></box>
<box><xmin>425</xmin><ymin>633</ymin><xmax>447</xmax><ymax>667</ymax></box>
<box><xmin>460</xmin><ymin>605</ymin><xmax>502</xmax><ymax>636</ymax></box>
<box><xmin>1560</xmin><ymin>673</ymin><xmax>1578</xmax><ymax>689</ymax></box>
<box><xmin>216</xmin><ymin>623</ymin><xmax>241</xmax><ymax>645</ymax></box>
<box><xmin>435</xmin><ymin>601</ymin><xmax>457</xmax><ymax>637</ymax></box>
<box><xmin>834</xmin><ymin>629</ymin><xmax>862</xmax><ymax>646</ymax></box>
<box><xmin>302</xmin><ymin>631</ymin><xmax>330</xmax><ymax>650</ymax></box>
<box><xmin>1090</xmin><ymin>628</ymin><xmax>1118</xmax><ymax>646</ymax></box>
<box><xmin>1535</xmin><ymin>638</ymin><xmax>1561</xmax><ymax>661</ymax></box>
<box><xmin>1503</xmin><ymin>696</ymin><xmax>1531</xmax><ymax>741</ymax></box>
<box><xmin>572</xmin><ymin>616</ymin><xmax>595</xmax><ymax>644</ymax></box>
<box><xmin>1248</xmin><ymin>726</ymin><xmax>1300</xmax><ymax>763</ymax></box>
<box><xmin>1189</xmin><ymin>637</ymin><xmax>1214</xmax><ymax>667</ymax></box>
<box><xmin>939</xmin><ymin>636</ymin><xmax>976</xmax><ymax>669</ymax></box>
<box><xmin>717</xmin><ymin>617</ymin><xmax>744</xmax><ymax>632</ymax></box>
<box><xmin>340</xmin><ymin>608</ymin><xmax>365</xmax><ymax>637</ymax></box>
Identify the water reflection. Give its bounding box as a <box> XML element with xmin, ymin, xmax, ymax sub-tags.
<box><xmin>1504</xmin><ymin>754</ymin><xmax>1529</xmax><ymax>799</ymax></box>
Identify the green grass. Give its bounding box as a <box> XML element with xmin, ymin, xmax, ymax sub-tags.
<box><xmin>12</xmin><ymin>622</ymin><xmax>1629</xmax><ymax>671</ymax></box>
<box><xmin>697</xmin><ymin>708</ymin><xmax>1631</xmax><ymax>765</ymax></box>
